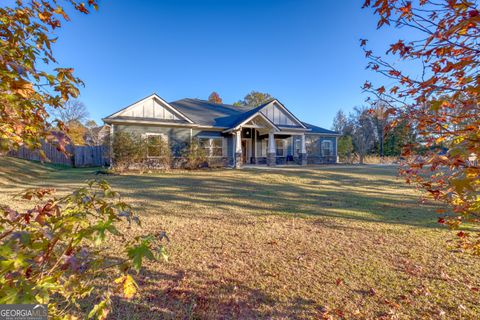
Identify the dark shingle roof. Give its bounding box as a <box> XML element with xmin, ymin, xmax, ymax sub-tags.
<box><xmin>170</xmin><ymin>99</ymin><xmax>337</xmax><ymax>135</ymax></box>
<box><xmin>169</xmin><ymin>98</ymin><xmax>255</xmax><ymax>128</ymax></box>
<box><xmin>302</xmin><ymin>122</ymin><xmax>339</xmax><ymax>135</ymax></box>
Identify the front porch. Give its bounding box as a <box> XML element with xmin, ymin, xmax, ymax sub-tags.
<box><xmin>231</xmin><ymin>127</ymin><xmax>308</xmax><ymax>168</ymax></box>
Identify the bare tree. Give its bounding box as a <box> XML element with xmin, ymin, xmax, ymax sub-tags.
<box><xmin>371</xmin><ymin>100</ymin><xmax>389</xmax><ymax>158</ymax></box>
<box><xmin>52</xmin><ymin>99</ymin><xmax>89</xmax><ymax>124</ymax></box>
<box><xmin>332</xmin><ymin>109</ymin><xmax>348</xmax><ymax>134</ymax></box>
<box><xmin>350</xmin><ymin>106</ymin><xmax>375</xmax><ymax>164</ymax></box>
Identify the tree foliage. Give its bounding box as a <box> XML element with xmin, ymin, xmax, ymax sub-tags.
<box><xmin>208</xmin><ymin>91</ymin><xmax>223</xmax><ymax>104</ymax></box>
<box><xmin>65</xmin><ymin>120</ymin><xmax>87</xmax><ymax>145</ymax></box>
<box><xmin>1</xmin><ymin>2</ymin><xmax>169</xmax><ymax>319</ymax></box>
<box><xmin>0</xmin><ymin>181</ymin><xmax>168</xmax><ymax>319</ymax></box>
<box><xmin>234</xmin><ymin>91</ymin><xmax>273</xmax><ymax>107</ymax></box>
<box><xmin>0</xmin><ymin>1</ymin><xmax>96</xmax><ymax>153</ymax></box>
<box><xmin>337</xmin><ymin>135</ymin><xmax>354</xmax><ymax>163</ymax></box>
<box><xmin>362</xmin><ymin>0</ymin><xmax>480</xmax><ymax>252</ymax></box>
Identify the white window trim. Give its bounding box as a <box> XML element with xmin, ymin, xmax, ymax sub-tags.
<box><xmin>321</xmin><ymin>140</ymin><xmax>333</xmax><ymax>157</ymax></box>
<box><xmin>198</xmin><ymin>137</ymin><xmax>224</xmax><ymax>158</ymax></box>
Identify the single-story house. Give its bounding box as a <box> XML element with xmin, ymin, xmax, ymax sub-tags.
<box><xmin>102</xmin><ymin>93</ymin><xmax>340</xmax><ymax>168</ymax></box>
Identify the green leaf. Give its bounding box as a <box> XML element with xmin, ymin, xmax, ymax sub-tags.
<box><xmin>127</xmin><ymin>241</ymin><xmax>155</xmax><ymax>273</ymax></box>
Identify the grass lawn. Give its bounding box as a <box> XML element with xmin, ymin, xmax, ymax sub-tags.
<box><xmin>1</xmin><ymin>157</ymin><xmax>479</xmax><ymax>319</ymax></box>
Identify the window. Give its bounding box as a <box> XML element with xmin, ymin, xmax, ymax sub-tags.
<box><xmin>276</xmin><ymin>140</ymin><xmax>285</xmax><ymax>157</ymax></box>
<box><xmin>146</xmin><ymin>133</ymin><xmax>168</xmax><ymax>158</ymax></box>
<box><xmin>198</xmin><ymin>137</ymin><xmax>223</xmax><ymax>157</ymax></box>
<box><xmin>321</xmin><ymin>140</ymin><xmax>333</xmax><ymax>156</ymax></box>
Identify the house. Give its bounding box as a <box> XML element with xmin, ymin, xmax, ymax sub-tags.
<box><xmin>84</xmin><ymin>124</ymin><xmax>110</xmax><ymax>146</ymax></box>
<box><xmin>102</xmin><ymin>93</ymin><xmax>340</xmax><ymax>168</ymax></box>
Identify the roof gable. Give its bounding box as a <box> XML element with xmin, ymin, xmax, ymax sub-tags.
<box><xmin>259</xmin><ymin>100</ymin><xmax>307</xmax><ymax>129</ymax></box>
<box><xmin>105</xmin><ymin>94</ymin><xmax>193</xmax><ymax>123</ymax></box>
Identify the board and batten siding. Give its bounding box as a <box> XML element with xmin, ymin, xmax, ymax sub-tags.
<box><xmin>260</xmin><ymin>102</ymin><xmax>298</xmax><ymax>126</ymax></box>
<box><xmin>120</xmin><ymin>98</ymin><xmax>180</xmax><ymax>120</ymax></box>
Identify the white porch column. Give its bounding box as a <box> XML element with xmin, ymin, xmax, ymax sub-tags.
<box><xmin>109</xmin><ymin>124</ymin><xmax>114</xmax><ymax>168</ymax></box>
<box><xmin>268</xmin><ymin>131</ymin><xmax>275</xmax><ymax>153</ymax></box>
<box><xmin>234</xmin><ymin>130</ymin><xmax>242</xmax><ymax>168</ymax></box>
<box><xmin>235</xmin><ymin>130</ymin><xmax>242</xmax><ymax>153</ymax></box>
<box><xmin>301</xmin><ymin>134</ymin><xmax>306</xmax><ymax>154</ymax></box>
<box><xmin>300</xmin><ymin>134</ymin><xmax>307</xmax><ymax>166</ymax></box>
<box><xmin>267</xmin><ymin>131</ymin><xmax>276</xmax><ymax>166</ymax></box>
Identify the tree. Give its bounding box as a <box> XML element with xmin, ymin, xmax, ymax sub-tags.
<box><xmin>51</xmin><ymin>100</ymin><xmax>89</xmax><ymax>145</ymax></box>
<box><xmin>51</xmin><ymin>99</ymin><xmax>89</xmax><ymax>124</ymax></box>
<box><xmin>235</xmin><ymin>91</ymin><xmax>273</xmax><ymax>107</ymax></box>
<box><xmin>0</xmin><ymin>2</ymin><xmax>166</xmax><ymax>318</ymax></box>
<box><xmin>371</xmin><ymin>100</ymin><xmax>390</xmax><ymax>157</ymax></box>
<box><xmin>84</xmin><ymin>120</ymin><xmax>99</xmax><ymax>145</ymax></box>
<box><xmin>362</xmin><ymin>1</ymin><xmax>480</xmax><ymax>253</ymax></box>
<box><xmin>0</xmin><ymin>2</ymin><xmax>92</xmax><ymax>153</ymax></box>
<box><xmin>337</xmin><ymin>135</ymin><xmax>354</xmax><ymax>163</ymax></box>
<box><xmin>66</xmin><ymin>120</ymin><xmax>87</xmax><ymax>145</ymax></box>
<box><xmin>332</xmin><ymin>110</ymin><xmax>349</xmax><ymax>134</ymax></box>
<box><xmin>208</xmin><ymin>91</ymin><xmax>223</xmax><ymax>104</ymax></box>
<box><xmin>350</xmin><ymin>107</ymin><xmax>375</xmax><ymax>164</ymax></box>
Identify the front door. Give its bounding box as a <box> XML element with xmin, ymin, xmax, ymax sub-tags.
<box><xmin>241</xmin><ymin>140</ymin><xmax>247</xmax><ymax>164</ymax></box>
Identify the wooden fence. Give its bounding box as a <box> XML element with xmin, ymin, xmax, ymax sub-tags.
<box><xmin>8</xmin><ymin>141</ymin><xmax>108</xmax><ymax>167</ymax></box>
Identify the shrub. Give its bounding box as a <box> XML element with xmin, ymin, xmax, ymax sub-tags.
<box><xmin>181</xmin><ymin>140</ymin><xmax>207</xmax><ymax>170</ymax></box>
<box><xmin>337</xmin><ymin>135</ymin><xmax>354</xmax><ymax>163</ymax></box>
<box><xmin>0</xmin><ymin>180</ymin><xmax>168</xmax><ymax>319</ymax></box>
<box><xmin>111</xmin><ymin>132</ymin><xmax>171</xmax><ymax>172</ymax></box>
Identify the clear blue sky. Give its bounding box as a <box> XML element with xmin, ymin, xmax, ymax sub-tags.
<box><xmin>52</xmin><ymin>0</ymin><xmax>395</xmax><ymax>129</ymax></box>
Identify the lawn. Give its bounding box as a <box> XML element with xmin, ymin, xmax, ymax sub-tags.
<box><xmin>1</xmin><ymin>157</ymin><xmax>479</xmax><ymax>319</ymax></box>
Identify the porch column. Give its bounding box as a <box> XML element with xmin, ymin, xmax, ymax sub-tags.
<box><xmin>109</xmin><ymin>124</ymin><xmax>114</xmax><ymax>168</ymax></box>
<box><xmin>267</xmin><ymin>131</ymin><xmax>276</xmax><ymax>166</ymax></box>
<box><xmin>234</xmin><ymin>130</ymin><xmax>242</xmax><ymax>168</ymax></box>
<box><xmin>299</xmin><ymin>134</ymin><xmax>307</xmax><ymax>166</ymax></box>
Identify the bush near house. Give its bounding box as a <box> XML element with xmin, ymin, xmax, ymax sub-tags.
<box><xmin>111</xmin><ymin>132</ymin><xmax>171</xmax><ymax>172</ymax></box>
<box><xmin>179</xmin><ymin>140</ymin><xmax>208</xmax><ymax>170</ymax></box>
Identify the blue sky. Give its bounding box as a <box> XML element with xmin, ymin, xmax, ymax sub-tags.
<box><xmin>51</xmin><ymin>0</ymin><xmax>395</xmax><ymax>129</ymax></box>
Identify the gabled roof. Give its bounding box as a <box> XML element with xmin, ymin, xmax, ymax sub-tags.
<box><xmin>262</xmin><ymin>99</ymin><xmax>308</xmax><ymax>129</ymax></box>
<box><xmin>104</xmin><ymin>93</ymin><xmax>335</xmax><ymax>135</ymax></box>
<box><xmin>104</xmin><ymin>93</ymin><xmax>194</xmax><ymax>124</ymax></box>
<box><xmin>223</xmin><ymin>105</ymin><xmax>280</xmax><ymax>133</ymax></box>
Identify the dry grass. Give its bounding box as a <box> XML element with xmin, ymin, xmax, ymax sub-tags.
<box><xmin>1</xmin><ymin>157</ymin><xmax>479</xmax><ymax>319</ymax></box>
<box><xmin>362</xmin><ymin>155</ymin><xmax>399</xmax><ymax>165</ymax></box>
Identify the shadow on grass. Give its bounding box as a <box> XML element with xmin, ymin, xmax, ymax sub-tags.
<box><xmin>97</xmin><ymin>168</ymin><xmax>442</xmax><ymax>230</ymax></box>
<box><xmin>103</xmin><ymin>267</ymin><xmax>325</xmax><ymax>319</ymax></box>
<box><xmin>1</xmin><ymin>158</ymin><xmax>445</xmax><ymax>229</ymax></box>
